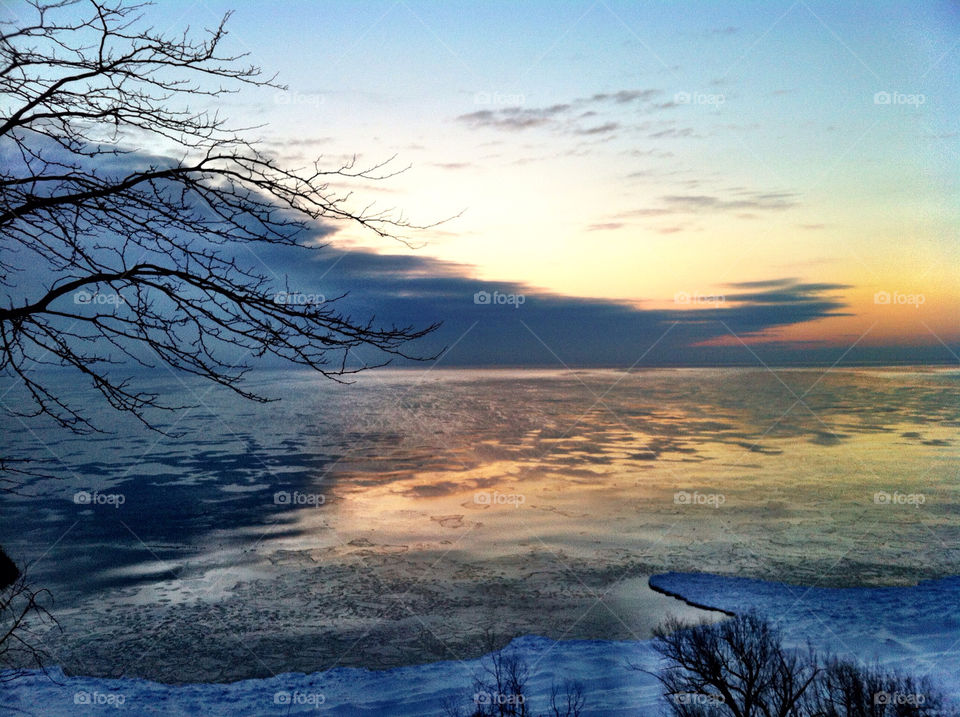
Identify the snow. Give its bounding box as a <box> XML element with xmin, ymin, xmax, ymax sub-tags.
<box><xmin>650</xmin><ymin>572</ymin><xmax>960</xmax><ymax>697</ymax></box>
<box><xmin>2</xmin><ymin>637</ymin><xmax>664</xmax><ymax>716</ymax></box>
<box><xmin>4</xmin><ymin>573</ymin><xmax>959</xmax><ymax>715</ymax></box>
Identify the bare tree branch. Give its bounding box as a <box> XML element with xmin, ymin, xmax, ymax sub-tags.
<box><xmin>0</xmin><ymin>0</ymin><xmax>446</xmax><ymax>440</ymax></box>
<box><xmin>0</xmin><ymin>547</ymin><xmax>60</xmax><ymax>682</ymax></box>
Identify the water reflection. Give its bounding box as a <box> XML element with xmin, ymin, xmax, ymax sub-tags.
<box><xmin>1</xmin><ymin>367</ymin><xmax>957</xmax><ymax>678</ymax></box>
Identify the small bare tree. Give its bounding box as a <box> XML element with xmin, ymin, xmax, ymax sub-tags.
<box><xmin>471</xmin><ymin>648</ymin><xmax>531</xmax><ymax>717</ymax></box>
<box><xmin>442</xmin><ymin>632</ymin><xmax>585</xmax><ymax>717</ymax></box>
<box><xmin>645</xmin><ymin>613</ymin><xmax>949</xmax><ymax>717</ymax></box>
<box><xmin>0</xmin><ymin>0</ymin><xmax>443</xmax><ymax>440</ymax></box>
<box><xmin>648</xmin><ymin>612</ymin><xmax>819</xmax><ymax>717</ymax></box>
<box><xmin>548</xmin><ymin>679</ymin><xmax>585</xmax><ymax>717</ymax></box>
<box><xmin>804</xmin><ymin>658</ymin><xmax>946</xmax><ymax>717</ymax></box>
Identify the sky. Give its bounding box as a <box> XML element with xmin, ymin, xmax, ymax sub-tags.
<box><xmin>8</xmin><ymin>0</ymin><xmax>959</xmax><ymax>366</ymax></box>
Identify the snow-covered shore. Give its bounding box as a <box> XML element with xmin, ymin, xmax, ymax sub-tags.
<box><xmin>2</xmin><ymin>636</ymin><xmax>663</xmax><ymax>716</ymax></box>
<box><xmin>4</xmin><ymin>572</ymin><xmax>958</xmax><ymax>716</ymax></box>
<box><xmin>649</xmin><ymin>572</ymin><xmax>960</xmax><ymax>697</ymax></box>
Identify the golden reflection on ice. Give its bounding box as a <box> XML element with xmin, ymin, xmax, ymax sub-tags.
<box><xmin>269</xmin><ymin>367</ymin><xmax>959</xmax><ymax>587</ymax></box>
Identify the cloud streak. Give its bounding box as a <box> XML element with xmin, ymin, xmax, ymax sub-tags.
<box><xmin>455</xmin><ymin>87</ymin><xmax>669</xmax><ymax>136</ymax></box>
<box><xmin>242</xmin><ymin>238</ymin><xmax>871</xmax><ymax>367</ymax></box>
<box><xmin>662</xmin><ymin>191</ymin><xmax>798</xmax><ymax>212</ymax></box>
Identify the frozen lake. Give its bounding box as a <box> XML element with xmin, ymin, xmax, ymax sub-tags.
<box><xmin>1</xmin><ymin>367</ymin><xmax>958</xmax><ymax>684</ymax></box>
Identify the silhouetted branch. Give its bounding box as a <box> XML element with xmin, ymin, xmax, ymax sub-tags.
<box><xmin>0</xmin><ymin>548</ymin><xmax>60</xmax><ymax>681</ymax></box>
<box><xmin>0</xmin><ymin>0</ymin><xmax>445</xmax><ymax>439</ymax></box>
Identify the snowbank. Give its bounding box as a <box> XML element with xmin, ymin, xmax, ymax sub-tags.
<box><xmin>4</xmin><ymin>573</ymin><xmax>959</xmax><ymax>715</ymax></box>
<box><xmin>1</xmin><ymin>636</ymin><xmax>664</xmax><ymax>716</ymax></box>
<box><xmin>650</xmin><ymin>572</ymin><xmax>960</xmax><ymax>696</ymax></box>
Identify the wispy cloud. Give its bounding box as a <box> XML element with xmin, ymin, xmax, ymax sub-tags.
<box><xmin>706</xmin><ymin>26</ymin><xmax>740</xmax><ymax>36</ymax></box>
<box><xmin>455</xmin><ymin>87</ymin><xmax>666</xmax><ymax>135</ymax></box>
<box><xmin>587</xmin><ymin>222</ymin><xmax>625</xmax><ymax>232</ymax></box>
<box><xmin>661</xmin><ymin>191</ymin><xmax>798</xmax><ymax>212</ymax></box>
<box><xmin>431</xmin><ymin>162</ymin><xmax>472</xmax><ymax>170</ymax></box>
<box><xmin>456</xmin><ymin>104</ymin><xmax>571</xmax><ymax>131</ymax></box>
<box><xmin>596</xmin><ymin>189</ymin><xmax>800</xmax><ymax>233</ymax></box>
<box><xmin>648</xmin><ymin>127</ymin><xmax>697</xmax><ymax>139</ymax></box>
<box><xmin>724</xmin><ymin>279</ymin><xmax>852</xmax><ymax>305</ymax></box>
<box><xmin>588</xmin><ymin>89</ymin><xmax>661</xmax><ymax>104</ymax></box>
<box><xmin>576</xmin><ymin>122</ymin><xmax>620</xmax><ymax>136</ymax></box>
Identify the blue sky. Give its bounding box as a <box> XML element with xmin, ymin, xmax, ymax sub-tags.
<box><xmin>9</xmin><ymin>0</ymin><xmax>958</xmax><ymax>365</ymax></box>
<box><xmin>212</xmin><ymin>0</ymin><xmax>957</xmax><ymax>351</ymax></box>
